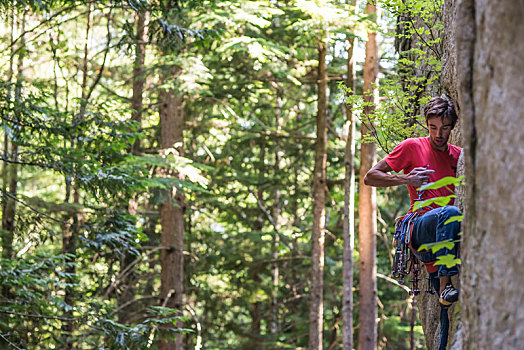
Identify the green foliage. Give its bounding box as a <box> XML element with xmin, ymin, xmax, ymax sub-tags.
<box><xmin>414</xmin><ymin>175</ymin><xmax>464</xmax><ymax>210</ymax></box>
<box><xmin>444</xmin><ymin>215</ymin><xmax>462</xmax><ymax>225</ymax></box>
<box><xmin>96</xmin><ymin>307</ymin><xmax>191</xmax><ymax>349</ymax></box>
<box><xmin>418</xmin><ymin>239</ymin><xmax>455</xmax><ymax>254</ymax></box>
<box><xmin>0</xmin><ymin>1</ymin><xmax>211</xmax><ymax>347</ymax></box>
<box><xmin>345</xmin><ymin>0</ymin><xmax>444</xmax><ymax>153</ymax></box>
<box><xmin>414</xmin><ymin>176</ymin><xmax>463</xmax><ymax>270</ymax></box>
<box><xmin>433</xmin><ymin>254</ymin><xmax>461</xmax><ymax>268</ymax></box>
<box><xmin>381</xmin><ymin>316</ymin><xmax>425</xmax><ymax>349</ymax></box>
<box><xmin>412</xmin><ymin>194</ymin><xmax>455</xmax><ymax>211</ymax></box>
<box><xmin>343</xmin><ymin>84</ymin><xmax>426</xmax><ymax>152</ymax></box>
<box><xmin>419</xmin><ymin>175</ymin><xmax>464</xmax><ymax>190</ymax></box>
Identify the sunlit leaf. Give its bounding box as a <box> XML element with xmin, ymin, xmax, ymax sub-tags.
<box><xmin>418</xmin><ymin>239</ymin><xmax>455</xmax><ymax>254</ymax></box>
<box><xmin>418</xmin><ymin>175</ymin><xmax>464</xmax><ymax>190</ymax></box>
<box><xmin>444</xmin><ymin>215</ymin><xmax>463</xmax><ymax>225</ymax></box>
<box><xmin>433</xmin><ymin>255</ymin><xmax>461</xmax><ymax>268</ymax></box>
<box><xmin>412</xmin><ymin>195</ymin><xmax>455</xmax><ymax>211</ymax></box>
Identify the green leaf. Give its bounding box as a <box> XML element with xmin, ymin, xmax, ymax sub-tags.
<box><xmin>418</xmin><ymin>175</ymin><xmax>464</xmax><ymax>190</ymax></box>
<box><xmin>418</xmin><ymin>239</ymin><xmax>454</xmax><ymax>254</ymax></box>
<box><xmin>433</xmin><ymin>254</ymin><xmax>461</xmax><ymax>268</ymax></box>
<box><xmin>412</xmin><ymin>195</ymin><xmax>455</xmax><ymax>211</ymax></box>
<box><xmin>444</xmin><ymin>215</ymin><xmax>463</xmax><ymax>225</ymax></box>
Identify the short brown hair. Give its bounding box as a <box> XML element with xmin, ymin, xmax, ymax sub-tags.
<box><xmin>423</xmin><ymin>95</ymin><xmax>458</xmax><ymax>127</ymax></box>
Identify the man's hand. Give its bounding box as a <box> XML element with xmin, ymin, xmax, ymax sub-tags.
<box><xmin>406</xmin><ymin>167</ymin><xmax>435</xmax><ymax>187</ymax></box>
<box><xmin>364</xmin><ymin>159</ymin><xmax>435</xmax><ymax>188</ymax></box>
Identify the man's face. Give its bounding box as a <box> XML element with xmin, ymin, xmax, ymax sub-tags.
<box><xmin>426</xmin><ymin>116</ymin><xmax>454</xmax><ymax>151</ymax></box>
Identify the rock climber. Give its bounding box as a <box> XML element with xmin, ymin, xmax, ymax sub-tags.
<box><xmin>363</xmin><ymin>95</ymin><xmax>462</xmax><ymax>307</ymax></box>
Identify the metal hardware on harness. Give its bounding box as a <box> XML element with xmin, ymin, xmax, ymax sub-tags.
<box><xmin>392</xmin><ymin>190</ymin><xmax>435</xmax><ymax>295</ymax></box>
<box><xmin>409</xmin><ymin>257</ymin><xmax>421</xmax><ymax>296</ymax></box>
<box><xmin>425</xmin><ymin>276</ymin><xmax>437</xmax><ymax>295</ymax></box>
<box><xmin>393</xmin><ymin>217</ymin><xmax>415</xmax><ymax>286</ymax></box>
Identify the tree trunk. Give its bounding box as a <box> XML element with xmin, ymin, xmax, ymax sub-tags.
<box><xmin>0</xmin><ymin>10</ymin><xmax>22</xmax><ymax>344</ymax></box>
<box><xmin>1</xmin><ymin>8</ymin><xmax>23</xmax><ymax>262</ymax></box>
<box><xmin>158</xmin><ymin>79</ymin><xmax>185</xmax><ymax>350</ymax></box>
<box><xmin>131</xmin><ymin>10</ymin><xmax>146</xmax><ymax>154</ymax></box>
<box><xmin>309</xmin><ymin>35</ymin><xmax>328</xmax><ymax>350</ymax></box>
<box><xmin>250</xmin><ymin>267</ymin><xmax>263</xmax><ymax>350</ymax></box>
<box><xmin>342</xmin><ymin>26</ymin><xmax>356</xmax><ymax>350</ymax></box>
<box><xmin>271</xmin><ymin>93</ymin><xmax>282</xmax><ymax>337</ymax></box>
<box><xmin>250</xmin><ymin>142</ymin><xmax>265</xmax><ymax>349</ymax></box>
<box><xmin>251</xmin><ymin>301</ymin><xmax>262</xmax><ymax>349</ymax></box>
<box><xmin>358</xmin><ymin>2</ymin><xmax>378</xmax><ymax>350</ymax></box>
<box><xmin>119</xmin><ymin>9</ymin><xmax>148</xmax><ymax>323</ymax></box>
<box><xmin>453</xmin><ymin>0</ymin><xmax>524</xmax><ymax>348</ymax></box>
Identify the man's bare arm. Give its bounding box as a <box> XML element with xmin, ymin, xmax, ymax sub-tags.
<box><xmin>364</xmin><ymin>159</ymin><xmax>435</xmax><ymax>188</ymax></box>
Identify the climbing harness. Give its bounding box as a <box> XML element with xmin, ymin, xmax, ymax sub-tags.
<box><xmin>392</xmin><ymin>189</ymin><xmax>432</xmax><ymax>294</ymax></box>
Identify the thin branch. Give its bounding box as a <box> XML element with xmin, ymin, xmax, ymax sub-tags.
<box><xmin>84</xmin><ymin>6</ymin><xmax>113</xmax><ymax>103</ymax></box>
<box><xmin>147</xmin><ymin>289</ymin><xmax>175</xmax><ymax>349</ymax></box>
<box><xmin>185</xmin><ymin>303</ymin><xmax>203</xmax><ymax>350</ymax></box>
<box><xmin>10</xmin><ymin>5</ymin><xmax>79</xmax><ymax>48</ymax></box>
<box><xmin>248</xmin><ymin>188</ymin><xmax>279</xmax><ymax>233</ymax></box>
<box><xmin>327</xmin><ymin>335</ymin><xmax>342</xmax><ymax>350</ymax></box>
<box><xmin>359</xmin><ymin>110</ymin><xmax>389</xmax><ymax>153</ymax></box>
<box><xmin>407</xmin><ymin>17</ymin><xmax>441</xmax><ymax>60</ymax></box>
<box><xmin>254</xmin><ymin>255</ymin><xmax>310</xmax><ymax>265</ymax></box>
<box><xmin>377</xmin><ymin>272</ymin><xmax>411</xmax><ymax>294</ymax></box>
<box><xmin>10</xmin><ymin>10</ymin><xmax>89</xmax><ymax>59</ymax></box>
<box><xmin>99</xmin><ymin>83</ymin><xmax>132</xmax><ymax>102</ymax></box>
<box><xmin>0</xmin><ymin>309</ymin><xmax>76</xmax><ymax>321</ymax></box>
<box><xmin>103</xmin><ymin>247</ymin><xmax>165</xmax><ymax>299</ymax></box>
<box><xmin>0</xmin><ymin>333</ymin><xmax>22</xmax><ymax>350</ymax></box>
<box><xmin>0</xmin><ymin>152</ymin><xmax>63</xmax><ymax>172</ymax></box>
<box><xmin>327</xmin><ymin>122</ymin><xmax>345</xmax><ymax>141</ymax></box>
<box><xmin>2</xmin><ymin>191</ymin><xmax>67</xmax><ymax>224</ymax></box>
<box><xmin>109</xmin><ymin>295</ymin><xmax>160</xmax><ymax>317</ymax></box>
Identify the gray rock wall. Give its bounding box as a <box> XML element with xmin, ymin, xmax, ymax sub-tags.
<box><xmin>442</xmin><ymin>0</ymin><xmax>462</xmax><ymax>147</ymax></box>
<box><xmin>398</xmin><ymin>2</ymin><xmax>463</xmax><ymax>348</ymax></box>
<box><xmin>453</xmin><ymin>0</ymin><xmax>524</xmax><ymax>348</ymax></box>
<box><xmin>415</xmin><ymin>2</ymin><xmax>463</xmax><ymax>348</ymax></box>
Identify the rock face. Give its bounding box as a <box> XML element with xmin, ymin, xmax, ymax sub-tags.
<box><xmin>442</xmin><ymin>0</ymin><xmax>462</xmax><ymax>147</ymax></box>
<box><xmin>453</xmin><ymin>151</ymin><xmax>465</xmax><ymax>212</ymax></box>
<box><xmin>453</xmin><ymin>0</ymin><xmax>524</xmax><ymax>349</ymax></box>
<box><xmin>417</xmin><ymin>273</ymin><xmax>459</xmax><ymax>350</ymax></box>
<box><xmin>414</xmin><ymin>2</ymin><xmax>463</xmax><ymax>348</ymax></box>
<box><xmin>396</xmin><ymin>2</ymin><xmax>463</xmax><ymax>348</ymax></box>
<box><xmin>442</xmin><ymin>2</ymin><xmax>463</xmax><ymax>349</ymax></box>
<box><xmin>441</xmin><ymin>0</ymin><xmax>457</xmax><ymax>104</ymax></box>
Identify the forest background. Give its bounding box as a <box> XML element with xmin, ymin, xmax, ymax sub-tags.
<box><xmin>0</xmin><ymin>0</ymin><xmax>450</xmax><ymax>349</ymax></box>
